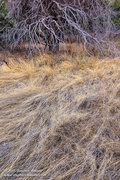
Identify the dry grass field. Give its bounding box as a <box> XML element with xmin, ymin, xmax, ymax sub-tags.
<box><xmin>0</xmin><ymin>51</ymin><xmax>120</xmax><ymax>179</ymax></box>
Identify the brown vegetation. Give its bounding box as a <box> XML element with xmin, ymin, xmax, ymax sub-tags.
<box><xmin>0</xmin><ymin>52</ymin><xmax>120</xmax><ymax>179</ymax></box>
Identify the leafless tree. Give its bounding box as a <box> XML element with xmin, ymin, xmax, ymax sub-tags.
<box><xmin>2</xmin><ymin>0</ymin><xmax>118</xmax><ymax>55</ymax></box>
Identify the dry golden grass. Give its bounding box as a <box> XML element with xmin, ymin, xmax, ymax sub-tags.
<box><xmin>0</xmin><ymin>52</ymin><xmax>120</xmax><ymax>180</ymax></box>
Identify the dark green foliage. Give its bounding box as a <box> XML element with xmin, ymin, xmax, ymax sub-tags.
<box><xmin>112</xmin><ymin>0</ymin><xmax>120</xmax><ymax>25</ymax></box>
<box><xmin>0</xmin><ymin>1</ymin><xmax>8</xmax><ymax>28</ymax></box>
<box><xmin>0</xmin><ymin>1</ymin><xmax>8</xmax><ymax>16</ymax></box>
<box><xmin>113</xmin><ymin>14</ymin><xmax>120</xmax><ymax>25</ymax></box>
<box><xmin>0</xmin><ymin>1</ymin><xmax>13</xmax><ymax>48</ymax></box>
<box><xmin>113</xmin><ymin>0</ymin><xmax>120</xmax><ymax>10</ymax></box>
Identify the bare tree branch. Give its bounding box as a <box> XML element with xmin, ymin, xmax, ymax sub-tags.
<box><xmin>2</xmin><ymin>0</ymin><xmax>119</xmax><ymax>55</ymax></box>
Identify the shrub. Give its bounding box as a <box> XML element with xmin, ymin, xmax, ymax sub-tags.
<box><xmin>112</xmin><ymin>0</ymin><xmax>120</xmax><ymax>26</ymax></box>
<box><xmin>113</xmin><ymin>0</ymin><xmax>120</xmax><ymax>10</ymax></box>
<box><xmin>3</xmin><ymin>0</ymin><xmax>116</xmax><ymax>54</ymax></box>
<box><xmin>0</xmin><ymin>1</ymin><xmax>13</xmax><ymax>48</ymax></box>
<box><xmin>0</xmin><ymin>1</ymin><xmax>8</xmax><ymax>30</ymax></box>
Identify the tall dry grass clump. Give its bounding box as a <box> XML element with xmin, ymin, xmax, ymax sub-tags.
<box><xmin>0</xmin><ymin>54</ymin><xmax>120</xmax><ymax>179</ymax></box>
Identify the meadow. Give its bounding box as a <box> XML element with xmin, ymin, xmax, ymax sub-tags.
<box><xmin>0</xmin><ymin>49</ymin><xmax>120</xmax><ymax>179</ymax></box>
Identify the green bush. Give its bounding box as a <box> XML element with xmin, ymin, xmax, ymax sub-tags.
<box><xmin>112</xmin><ymin>0</ymin><xmax>120</xmax><ymax>25</ymax></box>
<box><xmin>0</xmin><ymin>1</ymin><xmax>8</xmax><ymax>28</ymax></box>
<box><xmin>113</xmin><ymin>0</ymin><xmax>120</xmax><ymax>10</ymax></box>
<box><xmin>0</xmin><ymin>1</ymin><xmax>14</xmax><ymax>48</ymax></box>
<box><xmin>0</xmin><ymin>1</ymin><xmax>13</xmax><ymax>31</ymax></box>
<box><xmin>0</xmin><ymin>1</ymin><xmax>8</xmax><ymax>16</ymax></box>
